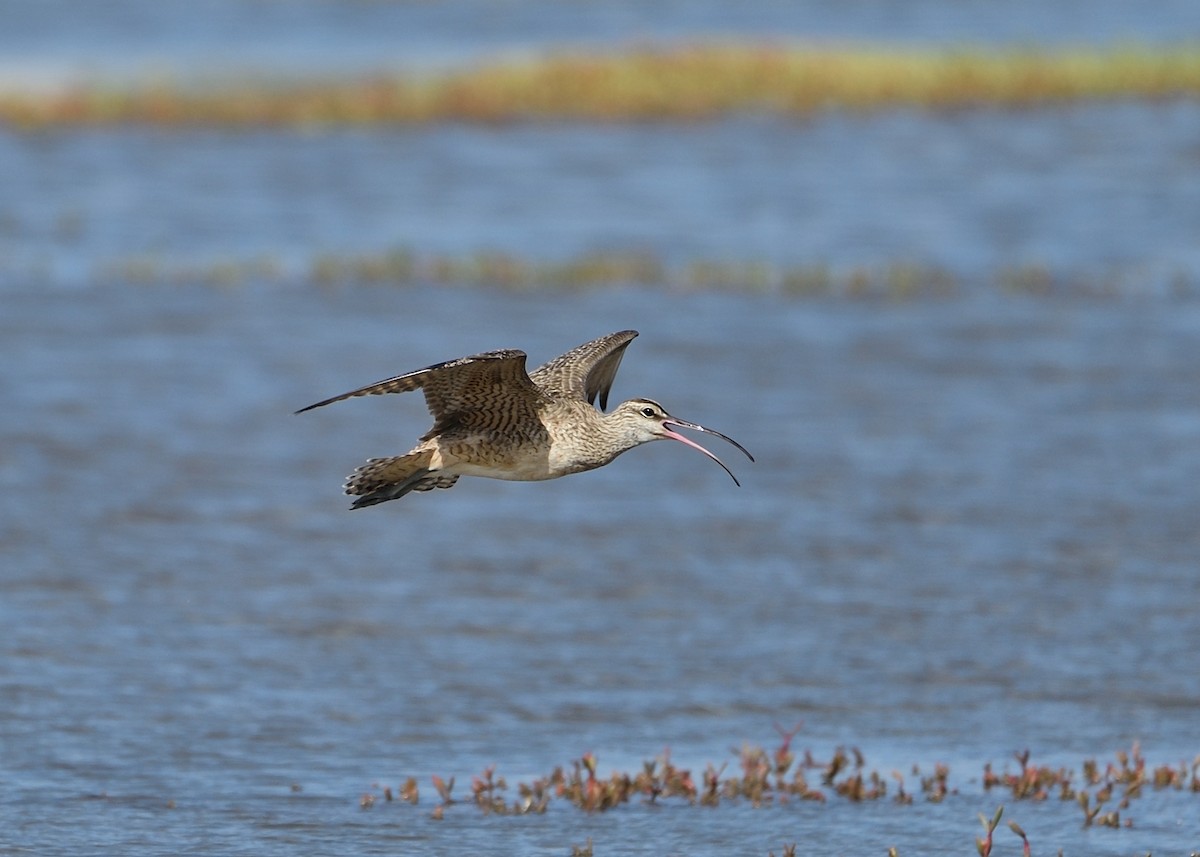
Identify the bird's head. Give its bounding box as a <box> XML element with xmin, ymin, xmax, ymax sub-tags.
<box><xmin>608</xmin><ymin>398</ymin><xmax>755</xmax><ymax>485</ymax></box>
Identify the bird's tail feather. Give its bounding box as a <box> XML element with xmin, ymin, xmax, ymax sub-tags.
<box><xmin>345</xmin><ymin>452</ymin><xmax>460</xmax><ymax>508</ymax></box>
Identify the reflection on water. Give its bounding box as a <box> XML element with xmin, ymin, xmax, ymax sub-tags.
<box><xmin>3</xmin><ymin>281</ymin><xmax>1199</xmax><ymax>853</ymax></box>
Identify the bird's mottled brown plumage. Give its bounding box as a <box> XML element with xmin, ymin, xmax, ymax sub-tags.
<box><xmin>296</xmin><ymin>330</ymin><xmax>753</xmax><ymax>508</ymax></box>
<box><xmin>527</xmin><ymin>329</ymin><xmax>638</xmax><ymax>410</ymax></box>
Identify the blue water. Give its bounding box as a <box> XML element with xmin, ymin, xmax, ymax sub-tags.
<box><xmin>2</xmin><ymin>0</ymin><xmax>1198</xmax><ymax>82</ymax></box>
<box><xmin>5</xmin><ymin>284</ymin><xmax>1200</xmax><ymax>854</ymax></box>
<box><xmin>3</xmin><ymin>2</ymin><xmax>1200</xmax><ymax>855</ymax></box>
<box><xmin>3</xmin><ymin>104</ymin><xmax>1200</xmax><ymax>289</ymax></box>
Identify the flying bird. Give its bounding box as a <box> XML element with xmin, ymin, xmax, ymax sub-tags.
<box><xmin>296</xmin><ymin>330</ymin><xmax>753</xmax><ymax>508</ymax></box>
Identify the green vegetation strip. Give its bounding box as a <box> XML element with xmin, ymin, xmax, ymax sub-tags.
<box><xmin>3</xmin><ymin>43</ymin><xmax>1199</xmax><ymax>128</ymax></box>
<box><xmin>97</xmin><ymin>250</ymin><xmax>1194</xmax><ymax>298</ymax></box>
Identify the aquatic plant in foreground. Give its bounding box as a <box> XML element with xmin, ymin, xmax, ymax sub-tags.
<box><xmin>355</xmin><ymin>734</ymin><xmax>1200</xmax><ymax>841</ymax></box>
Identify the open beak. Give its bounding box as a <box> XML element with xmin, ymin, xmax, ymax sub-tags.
<box><xmin>659</xmin><ymin>417</ymin><xmax>755</xmax><ymax>486</ymax></box>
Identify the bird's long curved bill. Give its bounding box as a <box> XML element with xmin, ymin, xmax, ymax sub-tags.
<box><xmin>661</xmin><ymin>418</ymin><xmax>755</xmax><ymax>486</ymax></box>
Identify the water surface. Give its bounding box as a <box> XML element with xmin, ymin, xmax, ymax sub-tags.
<box><xmin>3</xmin><ymin>0</ymin><xmax>1197</xmax><ymax>85</ymax></box>
<box><xmin>3</xmin><ymin>282</ymin><xmax>1199</xmax><ymax>854</ymax></box>
<box><xmin>4</xmin><ymin>103</ymin><xmax>1199</xmax><ymax>288</ymax></box>
<box><xmin>4</xmin><ymin>1</ymin><xmax>1199</xmax><ymax>852</ymax></box>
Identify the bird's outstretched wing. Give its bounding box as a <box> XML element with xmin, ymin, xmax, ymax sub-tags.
<box><xmin>295</xmin><ymin>349</ymin><xmax>548</xmax><ymax>428</ymax></box>
<box><xmin>528</xmin><ymin>330</ymin><xmax>638</xmax><ymax>410</ymax></box>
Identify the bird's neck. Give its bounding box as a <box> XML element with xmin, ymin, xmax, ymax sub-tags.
<box><xmin>551</xmin><ymin>404</ymin><xmax>638</xmax><ymax>474</ymax></box>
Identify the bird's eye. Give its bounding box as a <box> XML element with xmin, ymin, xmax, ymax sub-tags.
<box><xmin>640</xmin><ymin>406</ymin><xmax>655</xmax><ymax>418</ymax></box>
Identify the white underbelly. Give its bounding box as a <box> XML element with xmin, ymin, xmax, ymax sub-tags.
<box><xmin>431</xmin><ymin>442</ymin><xmax>559</xmax><ymax>482</ymax></box>
<box><xmin>452</xmin><ymin>459</ymin><xmax>560</xmax><ymax>482</ymax></box>
<box><xmin>429</xmin><ymin>430</ymin><xmax>599</xmax><ymax>482</ymax></box>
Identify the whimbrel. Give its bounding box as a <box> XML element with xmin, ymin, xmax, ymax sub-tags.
<box><xmin>296</xmin><ymin>330</ymin><xmax>753</xmax><ymax>508</ymax></box>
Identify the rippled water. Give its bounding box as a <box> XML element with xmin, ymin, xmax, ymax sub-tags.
<box><xmin>4</xmin><ymin>282</ymin><xmax>1200</xmax><ymax>854</ymax></box>
<box><xmin>4</xmin><ymin>2</ymin><xmax>1200</xmax><ymax>854</ymax></box>
<box><xmin>4</xmin><ymin>103</ymin><xmax>1200</xmax><ymax>288</ymax></box>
